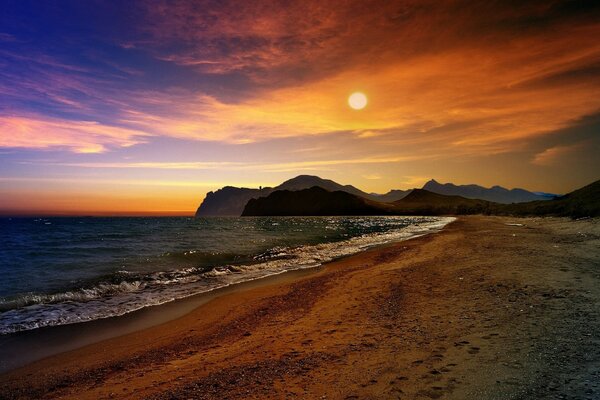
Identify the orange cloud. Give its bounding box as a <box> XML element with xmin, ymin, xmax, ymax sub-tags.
<box><xmin>3</xmin><ymin>1</ymin><xmax>599</xmax><ymax>159</ymax></box>
<box><xmin>532</xmin><ymin>143</ymin><xmax>585</xmax><ymax>166</ymax></box>
<box><xmin>96</xmin><ymin>1</ymin><xmax>600</xmax><ymax>156</ymax></box>
<box><xmin>0</xmin><ymin>115</ymin><xmax>149</xmax><ymax>153</ymax></box>
<box><xmin>115</xmin><ymin>42</ymin><xmax>600</xmax><ymax>157</ymax></box>
<box><xmin>26</xmin><ymin>156</ymin><xmax>428</xmax><ymax>172</ymax></box>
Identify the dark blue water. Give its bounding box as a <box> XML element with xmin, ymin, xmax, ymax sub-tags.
<box><xmin>0</xmin><ymin>216</ymin><xmax>453</xmax><ymax>333</ymax></box>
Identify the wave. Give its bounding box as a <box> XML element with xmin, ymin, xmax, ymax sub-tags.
<box><xmin>0</xmin><ymin>280</ymin><xmax>144</xmax><ymax>311</ymax></box>
<box><xmin>159</xmin><ymin>250</ymin><xmax>251</xmax><ymax>266</ymax></box>
<box><xmin>0</xmin><ymin>217</ymin><xmax>454</xmax><ymax>334</ymax></box>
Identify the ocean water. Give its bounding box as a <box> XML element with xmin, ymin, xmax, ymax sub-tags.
<box><xmin>0</xmin><ymin>216</ymin><xmax>454</xmax><ymax>334</ymax></box>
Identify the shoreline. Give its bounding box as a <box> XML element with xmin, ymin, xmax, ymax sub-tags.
<box><xmin>1</xmin><ymin>216</ymin><xmax>598</xmax><ymax>399</ymax></box>
<box><xmin>0</xmin><ymin>265</ymin><xmax>322</xmax><ymax>374</ymax></box>
<box><xmin>0</xmin><ymin>215</ymin><xmax>452</xmax><ymax>338</ymax></box>
<box><xmin>0</xmin><ymin>218</ymin><xmax>453</xmax><ymax>374</ymax></box>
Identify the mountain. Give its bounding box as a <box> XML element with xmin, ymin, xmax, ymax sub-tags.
<box><xmin>240</xmin><ymin>179</ymin><xmax>599</xmax><ymax>218</ymax></box>
<box><xmin>242</xmin><ymin>187</ymin><xmax>493</xmax><ymax>216</ymax></box>
<box><xmin>196</xmin><ymin>175</ymin><xmax>396</xmax><ymax>216</ymax></box>
<box><xmin>195</xmin><ymin>186</ymin><xmax>273</xmax><ymax>216</ymax></box>
<box><xmin>371</xmin><ymin>189</ymin><xmax>412</xmax><ymax>202</ymax></box>
<box><xmin>242</xmin><ymin>186</ymin><xmax>395</xmax><ymax>216</ymax></box>
<box><xmin>503</xmin><ymin>179</ymin><xmax>600</xmax><ymax>218</ymax></box>
<box><xmin>196</xmin><ymin>174</ymin><xmax>557</xmax><ymax>217</ymax></box>
<box><xmin>422</xmin><ymin>179</ymin><xmax>556</xmax><ymax>204</ymax></box>
<box><xmin>276</xmin><ymin>175</ymin><xmax>373</xmax><ymax>198</ymax></box>
<box><xmin>279</xmin><ymin>176</ymin><xmax>414</xmax><ymax>201</ymax></box>
<box><xmin>392</xmin><ymin>189</ymin><xmax>494</xmax><ymax>215</ymax></box>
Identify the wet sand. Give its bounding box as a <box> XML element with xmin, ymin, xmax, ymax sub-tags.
<box><xmin>0</xmin><ymin>266</ymin><xmax>320</xmax><ymax>374</ymax></box>
<box><xmin>1</xmin><ymin>216</ymin><xmax>599</xmax><ymax>399</ymax></box>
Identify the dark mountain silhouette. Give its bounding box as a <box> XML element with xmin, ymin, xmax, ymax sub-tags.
<box><xmin>276</xmin><ymin>177</ymin><xmax>411</xmax><ymax>202</ymax></box>
<box><xmin>197</xmin><ymin>175</ymin><xmax>556</xmax><ymax>216</ymax></box>
<box><xmin>502</xmin><ymin>179</ymin><xmax>600</xmax><ymax>218</ymax></box>
<box><xmin>422</xmin><ymin>179</ymin><xmax>555</xmax><ymax>204</ymax></box>
<box><xmin>276</xmin><ymin>175</ymin><xmax>370</xmax><ymax>197</ymax></box>
<box><xmin>242</xmin><ymin>187</ymin><xmax>492</xmax><ymax>216</ymax></box>
<box><xmin>242</xmin><ymin>187</ymin><xmax>395</xmax><ymax>216</ymax></box>
<box><xmin>371</xmin><ymin>189</ymin><xmax>412</xmax><ymax>202</ymax></box>
<box><xmin>196</xmin><ymin>175</ymin><xmax>393</xmax><ymax>216</ymax></box>
<box><xmin>391</xmin><ymin>189</ymin><xmax>494</xmax><ymax>215</ymax></box>
<box><xmin>241</xmin><ymin>179</ymin><xmax>599</xmax><ymax>218</ymax></box>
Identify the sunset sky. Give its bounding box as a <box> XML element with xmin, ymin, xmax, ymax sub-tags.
<box><xmin>1</xmin><ymin>1</ymin><xmax>599</xmax><ymax>215</ymax></box>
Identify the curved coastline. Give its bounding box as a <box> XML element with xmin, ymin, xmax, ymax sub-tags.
<box><xmin>3</xmin><ymin>216</ymin><xmax>597</xmax><ymax>399</ymax></box>
<box><xmin>0</xmin><ymin>216</ymin><xmax>455</xmax><ymax>373</ymax></box>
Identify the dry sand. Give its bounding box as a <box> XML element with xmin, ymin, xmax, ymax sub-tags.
<box><xmin>1</xmin><ymin>216</ymin><xmax>599</xmax><ymax>399</ymax></box>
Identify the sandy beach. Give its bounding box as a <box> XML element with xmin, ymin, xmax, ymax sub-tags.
<box><xmin>1</xmin><ymin>216</ymin><xmax>599</xmax><ymax>399</ymax></box>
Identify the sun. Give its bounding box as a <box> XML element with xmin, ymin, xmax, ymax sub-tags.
<box><xmin>348</xmin><ymin>92</ymin><xmax>367</xmax><ymax>110</ymax></box>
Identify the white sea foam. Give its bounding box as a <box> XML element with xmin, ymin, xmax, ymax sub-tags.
<box><xmin>0</xmin><ymin>216</ymin><xmax>454</xmax><ymax>334</ymax></box>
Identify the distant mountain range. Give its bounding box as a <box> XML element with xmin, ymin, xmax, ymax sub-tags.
<box><xmin>196</xmin><ymin>175</ymin><xmax>555</xmax><ymax>216</ymax></box>
<box><xmin>242</xmin><ymin>179</ymin><xmax>600</xmax><ymax>218</ymax></box>
<box><xmin>422</xmin><ymin>179</ymin><xmax>556</xmax><ymax>203</ymax></box>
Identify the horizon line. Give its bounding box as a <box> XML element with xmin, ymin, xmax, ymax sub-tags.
<box><xmin>0</xmin><ymin>211</ymin><xmax>196</xmax><ymax>218</ymax></box>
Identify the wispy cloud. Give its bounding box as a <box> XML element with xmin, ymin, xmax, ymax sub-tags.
<box><xmin>0</xmin><ymin>176</ymin><xmax>253</xmax><ymax>188</ymax></box>
<box><xmin>532</xmin><ymin>142</ymin><xmax>586</xmax><ymax>166</ymax></box>
<box><xmin>397</xmin><ymin>176</ymin><xmax>431</xmax><ymax>188</ymax></box>
<box><xmin>24</xmin><ymin>156</ymin><xmax>425</xmax><ymax>171</ymax></box>
<box><xmin>362</xmin><ymin>174</ymin><xmax>382</xmax><ymax>180</ymax></box>
<box><xmin>0</xmin><ymin>115</ymin><xmax>149</xmax><ymax>153</ymax></box>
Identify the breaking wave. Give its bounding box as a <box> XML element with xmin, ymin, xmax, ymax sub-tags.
<box><xmin>0</xmin><ymin>216</ymin><xmax>454</xmax><ymax>334</ymax></box>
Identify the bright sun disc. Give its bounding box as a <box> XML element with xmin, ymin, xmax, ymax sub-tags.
<box><xmin>348</xmin><ymin>92</ymin><xmax>367</xmax><ymax>110</ymax></box>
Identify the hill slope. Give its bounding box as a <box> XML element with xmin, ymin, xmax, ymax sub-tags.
<box><xmin>371</xmin><ymin>189</ymin><xmax>412</xmax><ymax>202</ymax></box>
<box><xmin>503</xmin><ymin>179</ymin><xmax>600</xmax><ymax>218</ymax></box>
<box><xmin>392</xmin><ymin>189</ymin><xmax>495</xmax><ymax>215</ymax></box>
<box><xmin>242</xmin><ymin>186</ymin><xmax>394</xmax><ymax>216</ymax></box>
<box><xmin>276</xmin><ymin>175</ymin><xmax>369</xmax><ymax>197</ymax></box>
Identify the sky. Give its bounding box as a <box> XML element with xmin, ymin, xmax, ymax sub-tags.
<box><xmin>1</xmin><ymin>0</ymin><xmax>599</xmax><ymax>215</ymax></box>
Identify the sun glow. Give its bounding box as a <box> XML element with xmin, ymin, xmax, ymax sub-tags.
<box><xmin>348</xmin><ymin>92</ymin><xmax>367</xmax><ymax>110</ymax></box>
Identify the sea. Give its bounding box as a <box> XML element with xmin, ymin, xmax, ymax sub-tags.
<box><xmin>0</xmin><ymin>216</ymin><xmax>454</xmax><ymax>335</ymax></box>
